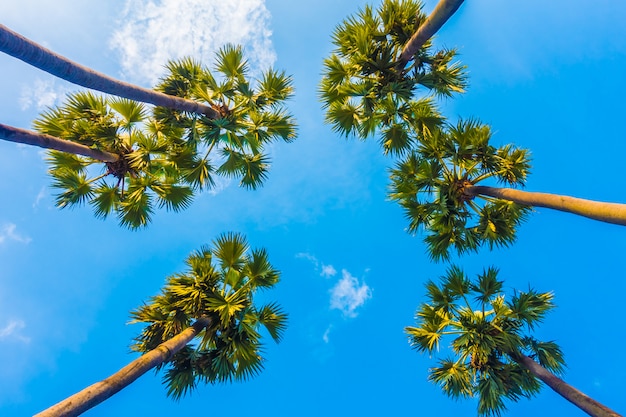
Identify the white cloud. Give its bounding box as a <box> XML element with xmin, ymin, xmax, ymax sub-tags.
<box><xmin>330</xmin><ymin>269</ymin><xmax>372</xmax><ymax>318</ymax></box>
<box><xmin>321</xmin><ymin>264</ymin><xmax>337</xmax><ymax>278</ymax></box>
<box><xmin>0</xmin><ymin>319</ymin><xmax>30</xmax><ymax>344</ymax></box>
<box><xmin>110</xmin><ymin>0</ymin><xmax>276</xmax><ymax>85</ymax></box>
<box><xmin>19</xmin><ymin>77</ymin><xmax>68</xmax><ymax>111</ymax></box>
<box><xmin>0</xmin><ymin>224</ymin><xmax>32</xmax><ymax>245</ymax></box>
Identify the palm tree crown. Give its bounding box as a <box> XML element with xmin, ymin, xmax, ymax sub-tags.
<box><xmin>35</xmin><ymin>91</ymin><xmax>192</xmax><ymax>229</ymax></box>
<box><xmin>319</xmin><ymin>0</ymin><xmax>465</xmax><ymax>154</ymax></box>
<box><xmin>406</xmin><ymin>266</ymin><xmax>565</xmax><ymax>416</ymax></box>
<box><xmin>152</xmin><ymin>46</ymin><xmax>296</xmax><ymax>190</ymax></box>
<box><xmin>34</xmin><ymin>46</ymin><xmax>296</xmax><ymax>229</ymax></box>
<box><xmin>389</xmin><ymin>119</ymin><xmax>532</xmax><ymax>260</ymax></box>
<box><xmin>131</xmin><ymin>232</ymin><xmax>287</xmax><ymax>399</ymax></box>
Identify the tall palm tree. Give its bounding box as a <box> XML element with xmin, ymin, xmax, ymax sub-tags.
<box><xmin>319</xmin><ymin>0</ymin><xmax>466</xmax><ymax>154</ymax></box>
<box><xmin>0</xmin><ymin>24</ymin><xmax>219</xmax><ymax>118</ymax></box>
<box><xmin>31</xmin><ymin>47</ymin><xmax>296</xmax><ymax>228</ymax></box>
<box><xmin>35</xmin><ymin>232</ymin><xmax>287</xmax><ymax>417</ymax></box>
<box><xmin>406</xmin><ymin>266</ymin><xmax>621</xmax><ymax>417</ymax></box>
<box><xmin>389</xmin><ymin>118</ymin><xmax>626</xmax><ymax>260</ymax></box>
<box><xmin>1</xmin><ymin>123</ymin><xmax>118</xmax><ymax>161</ymax></box>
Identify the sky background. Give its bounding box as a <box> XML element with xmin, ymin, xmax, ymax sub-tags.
<box><xmin>1</xmin><ymin>1</ymin><xmax>626</xmax><ymax>416</ymax></box>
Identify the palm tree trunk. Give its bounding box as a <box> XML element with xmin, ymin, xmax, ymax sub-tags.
<box><xmin>0</xmin><ymin>123</ymin><xmax>119</xmax><ymax>162</ymax></box>
<box><xmin>0</xmin><ymin>24</ymin><xmax>219</xmax><ymax>119</ymax></box>
<box><xmin>468</xmin><ymin>185</ymin><xmax>626</xmax><ymax>226</ymax></box>
<box><xmin>35</xmin><ymin>317</ymin><xmax>211</xmax><ymax>417</ymax></box>
<box><xmin>513</xmin><ymin>354</ymin><xmax>621</xmax><ymax>417</ymax></box>
<box><xmin>398</xmin><ymin>0</ymin><xmax>465</xmax><ymax>66</ymax></box>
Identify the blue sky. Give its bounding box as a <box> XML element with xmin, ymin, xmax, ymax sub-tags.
<box><xmin>1</xmin><ymin>1</ymin><xmax>626</xmax><ymax>416</ymax></box>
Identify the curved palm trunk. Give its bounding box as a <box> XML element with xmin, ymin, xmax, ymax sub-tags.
<box><xmin>0</xmin><ymin>24</ymin><xmax>219</xmax><ymax>119</ymax></box>
<box><xmin>514</xmin><ymin>354</ymin><xmax>621</xmax><ymax>417</ymax></box>
<box><xmin>468</xmin><ymin>185</ymin><xmax>626</xmax><ymax>226</ymax></box>
<box><xmin>35</xmin><ymin>317</ymin><xmax>210</xmax><ymax>417</ymax></box>
<box><xmin>0</xmin><ymin>123</ymin><xmax>118</xmax><ymax>162</ymax></box>
<box><xmin>398</xmin><ymin>0</ymin><xmax>465</xmax><ymax>66</ymax></box>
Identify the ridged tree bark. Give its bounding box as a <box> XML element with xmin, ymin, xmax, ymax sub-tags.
<box><xmin>398</xmin><ymin>0</ymin><xmax>465</xmax><ymax>66</ymax></box>
<box><xmin>0</xmin><ymin>24</ymin><xmax>219</xmax><ymax>119</ymax></box>
<box><xmin>0</xmin><ymin>123</ymin><xmax>118</xmax><ymax>162</ymax></box>
<box><xmin>35</xmin><ymin>317</ymin><xmax>211</xmax><ymax>417</ymax></box>
<box><xmin>467</xmin><ymin>185</ymin><xmax>626</xmax><ymax>226</ymax></box>
<box><xmin>513</xmin><ymin>354</ymin><xmax>622</xmax><ymax>417</ymax></box>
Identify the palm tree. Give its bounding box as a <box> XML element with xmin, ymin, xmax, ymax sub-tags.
<box><xmin>0</xmin><ymin>24</ymin><xmax>219</xmax><ymax>118</ymax></box>
<box><xmin>35</xmin><ymin>232</ymin><xmax>287</xmax><ymax>417</ymax></box>
<box><xmin>406</xmin><ymin>266</ymin><xmax>621</xmax><ymax>417</ymax></box>
<box><xmin>319</xmin><ymin>0</ymin><xmax>466</xmax><ymax>154</ymax></box>
<box><xmin>31</xmin><ymin>47</ymin><xmax>296</xmax><ymax>228</ymax></box>
<box><xmin>34</xmin><ymin>91</ymin><xmax>194</xmax><ymax>229</ymax></box>
<box><xmin>0</xmin><ymin>123</ymin><xmax>118</xmax><ymax>161</ymax></box>
<box><xmin>389</xmin><ymin>118</ymin><xmax>626</xmax><ymax>260</ymax></box>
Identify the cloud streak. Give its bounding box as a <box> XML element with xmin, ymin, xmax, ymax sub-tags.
<box><xmin>0</xmin><ymin>223</ymin><xmax>32</xmax><ymax>245</ymax></box>
<box><xmin>110</xmin><ymin>0</ymin><xmax>276</xmax><ymax>85</ymax></box>
<box><xmin>0</xmin><ymin>319</ymin><xmax>30</xmax><ymax>344</ymax></box>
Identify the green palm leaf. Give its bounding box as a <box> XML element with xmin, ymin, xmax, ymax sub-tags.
<box><xmin>216</xmin><ymin>44</ymin><xmax>248</xmax><ymax>82</ymax></box>
<box><xmin>50</xmin><ymin>169</ymin><xmax>94</xmax><ymax>208</ymax></box>
<box><xmin>429</xmin><ymin>358</ymin><xmax>473</xmax><ymax>399</ymax></box>
<box><xmin>118</xmin><ymin>185</ymin><xmax>153</xmax><ymax>229</ymax></box>
<box><xmin>109</xmin><ymin>98</ymin><xmax>147</xmax><ymax>128</ymax></box>
<box><xmin>90</xmin><ymin>183</ymin><xmax>120</xmax><ymax>219</ymax></box>
<box><xmin>256</xmin><ymin>303</ymin><xmax>288</xmax><ymax>342</ymax></box>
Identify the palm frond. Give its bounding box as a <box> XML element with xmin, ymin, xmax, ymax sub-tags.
<box><xmin>118</xmin><ymin>185</ymin><xmax>153</xmax><ymax>229</ymax></box>
<box><xmin>256</xmin><ymin>303</ymin><xmax>288</xmax><ymax>342</ymax></box>
<box><xmin>50</xmin><ymin>170</ymin><xmax>94</xmax><ymax>208</ymax></box>
<box><xmin>216</xmin><ymin>44</ymin><xmax>248</xmax><ymax>82</ymax></box>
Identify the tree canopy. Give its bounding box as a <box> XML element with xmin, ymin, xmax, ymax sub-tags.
<box><xmin>32</xmin><ymin>46</ymin><xmax>296</xmax><ymax>228</ymax></box>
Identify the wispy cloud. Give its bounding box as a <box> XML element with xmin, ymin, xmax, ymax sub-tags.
<box><xmin>19</xmin><ymin>77</ymin><xmax>68</xmax><ymax>111</ymax></box>
<box><xmin>33</xmin><ymin>187</ymin><xmax>46</xmax><ymax>209</ymax></box>
<box><xmin>330</xmin><ymin>270</ymin><xmax>372</xmax><ymax>318</ymax></box>
<box><xmin>110</xmin><ymin>0</ymin><xmax>276</xmax><ymax>85</ymax></box>
<box><xmin>0</xmin><ymin>224</ymin><xmax>32</xmax><ymax>245</ymax></box>
<box><xmin>0</xmin><ymin>319</ymin><xmax>30</xmax><ymax>344</ymax></box>
<box><xmin>296</xmin><ymin>253</ymin><xmax>338</xmax><ymax>279</ymax></box>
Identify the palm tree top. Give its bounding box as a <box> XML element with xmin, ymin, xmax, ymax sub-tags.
<box><xmin>131</xmin><ymin>232</ymin><xmax>287</xmax><ymax>399</ymax></box>
<box><xmin>406</xmin><ymin>266</ymin><xmax>565</xmax><ymax>416</ymax></box>
<box><xmin>319</xmin><ymin>0</ymin><xmax>466</xmax><ymax>151</ymax></box>
<box><xmin>389</xmin><ymin>118</ymin><xmax>532</xmax><ymax>260</ymax></box>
